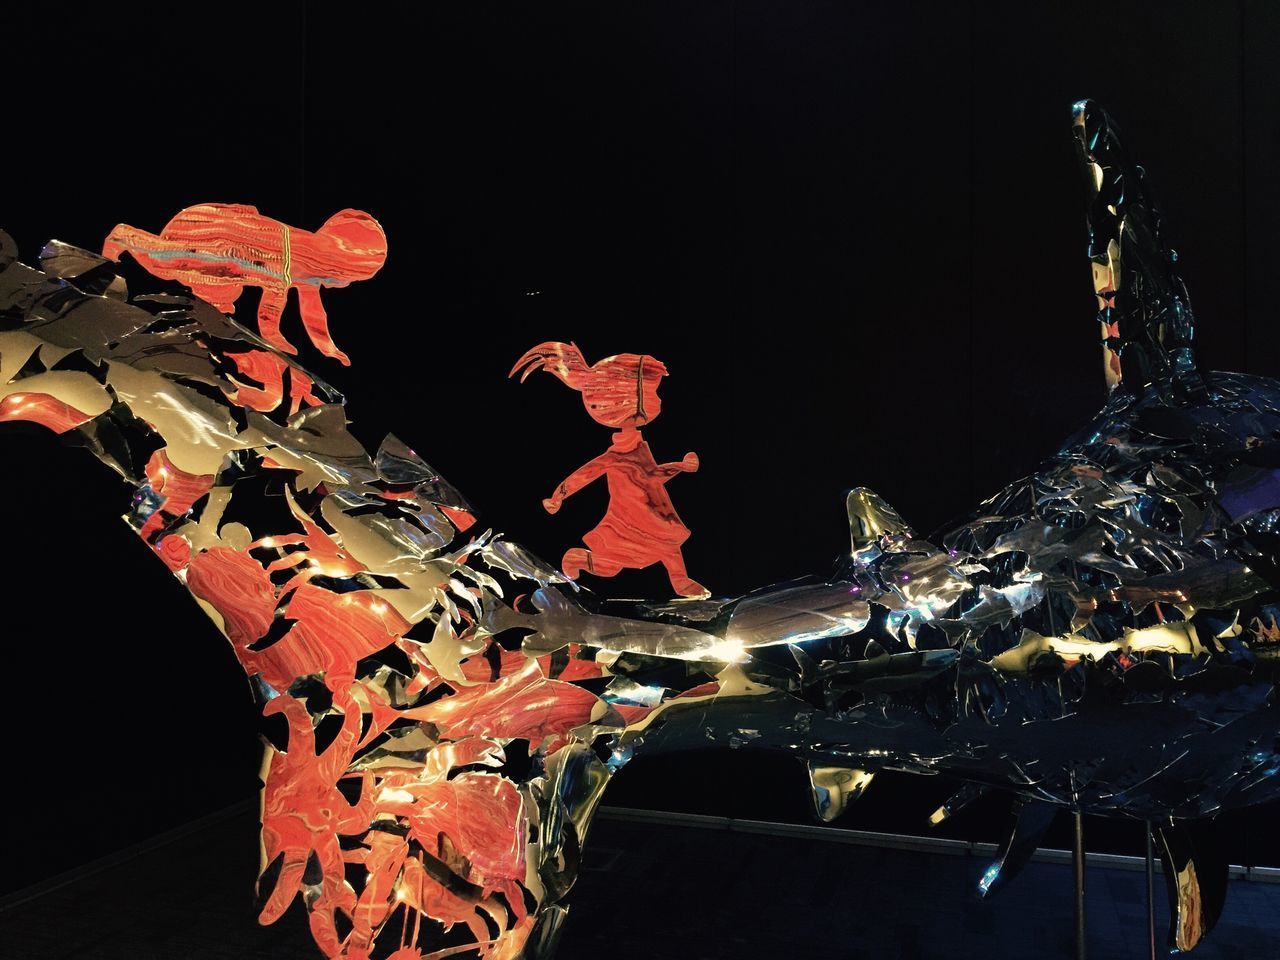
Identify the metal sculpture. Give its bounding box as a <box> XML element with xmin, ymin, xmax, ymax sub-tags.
<box><xmin>1</xmin><ymin>100</ymin><xmax>1277</xmax><ymax>958</ymax></box>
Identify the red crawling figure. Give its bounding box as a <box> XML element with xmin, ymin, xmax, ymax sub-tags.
<box><xmin>103</xmin><ymin>203</ymin><xmax>387</xmax><ymax>365</ymax></box>
<box><xmin>512</xmin><ymin>341</ymin><xmax>708</xmax><ymax>598</ymax></box>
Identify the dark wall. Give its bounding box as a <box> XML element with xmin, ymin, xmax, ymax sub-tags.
<box><xmin>4</xmin><ymin>2</ymin><xmax>1280</xmax><ymax>892</ymax></box>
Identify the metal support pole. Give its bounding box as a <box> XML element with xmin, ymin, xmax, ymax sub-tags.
<box><xmin>1073</xmin><ymin>810</ymin><xmax>1086</xmax><ymax>960</ymax></box>
<box><xmin>1145</xmin><ymin>820</ymin><xmax>1157</xmax><ymax>960</ymax></box>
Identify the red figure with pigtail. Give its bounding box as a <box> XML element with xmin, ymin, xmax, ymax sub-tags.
<box><xmin>511</xmin><ymin>341</ymin><xmax>708</xmax><ymax>598</ymax></box>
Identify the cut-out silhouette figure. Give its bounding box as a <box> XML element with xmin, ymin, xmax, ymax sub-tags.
<box><xmin>511</xmin><ymin>341</ymin><xmax>708</xmax><ymax>598</ymax></box>
<box><xmin>103</xmin><ymin>203</ymin><xmax>387</xmax><ymax>365</ymax></box>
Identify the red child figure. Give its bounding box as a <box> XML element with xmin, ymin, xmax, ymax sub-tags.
<box><xmin>511</xmin><ymin>341</ymin><xmax>708</xmax><ymax>599</ymax></box>
<box><xmin>103</xmin><ymin>203</ymin><xmax>387</xmax><ymax>366</ymax></box>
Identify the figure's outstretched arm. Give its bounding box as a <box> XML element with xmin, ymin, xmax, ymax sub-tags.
<box><xmin>544</xmin><ymin>453</ymin><xmax>610</xmax><ymax>513</ymax></box>
<box><xmin>654</xmin><ymin>451</ymin><xmax>699</xmax><ymax>479</ymax></box>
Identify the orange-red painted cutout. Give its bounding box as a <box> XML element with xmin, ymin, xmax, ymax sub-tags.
<box><xmin>103</xmin><ymin>204</ymin><xmax>387</xmax><ymax>365</ymax></box>
<box><xmin>512</xmin><ymin>341</ymin><xmax>707</xmax><ymax>598</ymax></box>
<box><xmin>0</xmin><ymin>392</ymin><xmax>94</xmax><ymax>433</ymax></box>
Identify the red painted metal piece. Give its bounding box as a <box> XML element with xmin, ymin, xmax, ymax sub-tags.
<box><xmin>103</xmin><ymin>204</ymin><xmax>387</xmax><ymax>364</ymax></box>
<box><xmin>511</xmin><ymin>341</ymin><xmax>707</xmax><ymax>597</ymax></box>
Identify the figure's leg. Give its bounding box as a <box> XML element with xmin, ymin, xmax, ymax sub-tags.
<box><xmin>102</xmin><ymin>234</ymin><xmax>126</xmax><ymax>261</ymax></box>
<box><xmin>561</xmin><ymin>548</ymin><xmax>588</xmax><ymax>579</ymax></box>
<box><xmin>561</xmin><ymin>548</ymin><xmax>623</xmax><ymax>580</ymax></box>
<box><xmin>287</xmin><ymin>368</ymin><xmax>321</xmax><ymax>415</ymax></box>
<box><xmin>103</xmin><ymin>223</ymin><xmax>151</xmax><ymax>261</ymax></box>
<box><xmin>189</xmin><ymin>283</ymin><xmax>243</xmax><ymax>316</ymax></box>
<box><xmin>661</xmin><ymin>549</ymin><xmax>709</xmax><ymax>598</ymax></box>
<box><xmin>256</xmin><ymin>288</ymin><xmax>295</xmax><ymax>354</ymax></box>
<box><xmin>297</xmin><ymin>284</ymin><xmax>351</xmax><ymax>365</ymax></box>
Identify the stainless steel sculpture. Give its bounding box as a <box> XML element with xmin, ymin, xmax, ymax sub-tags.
<box><xmin>1</xmin><ymin>100</ymin><xmax>1276</xmax><ymax>958</ymax></box>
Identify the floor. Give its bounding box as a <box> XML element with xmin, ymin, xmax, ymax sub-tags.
<box><xmin>2</xmin><ymin>803</ymin><xmax>1277</xmax><ymax>960</ymax></box>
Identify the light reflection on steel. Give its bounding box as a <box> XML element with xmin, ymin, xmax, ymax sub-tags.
<box><xmin>1</xmin><ymin>100</ymin><xmax>1275</xmax><ymax>956</ymax></box>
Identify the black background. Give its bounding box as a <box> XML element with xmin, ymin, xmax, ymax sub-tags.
<box><xmin>5</xmin><ymin>1</ymin><xmax>1280</xmax><ymax>894</ymax></box>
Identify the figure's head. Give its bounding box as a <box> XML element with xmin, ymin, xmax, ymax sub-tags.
<box><xmin>511</xmin><ymin>341</ymin><xmax>668</xmax><ymax>428</ymax></box>
<box><xmin>316</xmin><ymin>209</ymin><xmax>388</xmax><ymax>283</ymax></box>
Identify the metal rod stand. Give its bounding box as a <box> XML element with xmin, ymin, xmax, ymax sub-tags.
<box><xmin>1145</xmin><ymin>820</ymin><xmax>1157</xmax><ymax>960</ymax></box>
<box><xmin>1073</xmin><ymin>810</ymin><xmax>1086</xmax><ymax>960</ymax></box>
